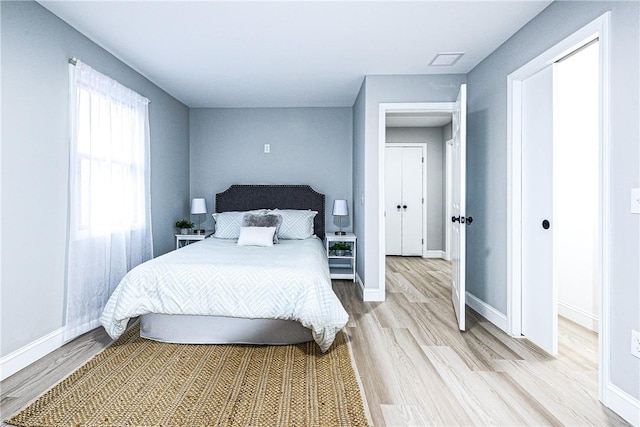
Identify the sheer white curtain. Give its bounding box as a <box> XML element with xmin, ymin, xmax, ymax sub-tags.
<box><xmin>64</xmin><ymin>60</ymin><xmax>153</xmax><ymax>341</ymax></box>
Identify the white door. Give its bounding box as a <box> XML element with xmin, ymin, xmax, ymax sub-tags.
<box><xmin>451</xmin><ymin>84</ymin><xmax>467</xmax><ymax>331</ymax></box>
<box><xmin>385</xmin><ymin>146</ymin><xmax>424</xmax><ymax>256</ymax></box>
<box><xmin>385</xmin><ymin>147</ymin><xmax>403</xmax><ymax>255</ymax></box>
<box><xmin>521</xmin><ymin>65</ymin><xmax>558</xmax><ymax>355</ymax></box>
<box><xmin>401</xmin><ymin>147</ymin><xmax>423</xmax><ymax>255</ymax></box>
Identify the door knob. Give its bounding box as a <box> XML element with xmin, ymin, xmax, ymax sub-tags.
<box><xmin>466</xmin><ymin>216</ymin><xmax>473</xmax><ymax>225</ymax></box>
<box><xmin>542</xmin><ymin>219</ymin><xmax>550</xmax><ymax>229</ymax></box>
<box><xmin>396</xmin><ymin>205</ymin><xmax>401</xmax><ymax>210</ymax></box>
<box><xmin>452</xmin><ymin>216</ymin><xmax>460</xmax><ymax>223</ymax></box>
<box><xmin>402</xmin><ymin>205</ymin><xmax>407</xmax><ymax>209</ymax></box>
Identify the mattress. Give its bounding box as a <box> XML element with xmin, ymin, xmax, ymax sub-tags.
<box><xmin>100</xmin><ymin>236</ymin><xmax>348</xmax><ymax>351</ymax></box>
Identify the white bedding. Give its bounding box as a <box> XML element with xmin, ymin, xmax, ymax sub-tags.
<box><xmin>100</xmin><ymin>236</ymin><xmax>348</xmax><ymax>352</ymax></box>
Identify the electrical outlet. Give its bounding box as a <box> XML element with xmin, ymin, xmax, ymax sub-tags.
<box><xmin>264</xmin><ymin>144</ymin><xmax>271</xmax><ymax>154</ymax></box>
<box><xmin>632</xmin><ymin>330</ymin><xmax>640</xmax><ymax>359</ymax></box>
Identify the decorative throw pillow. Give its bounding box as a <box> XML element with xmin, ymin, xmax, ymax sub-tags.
<box><xmin>271</xmin><ymin>209</ymin><xmax>317</xmax><ymax>239</ymax></box>
<box><xmin>242</xmin><ymin>213</ymin><xmax>283</xmax><ymax>243</ymax></box>
<box><xmin>212</xmin><ymin>210</ymin><xmax>265</xmax><ymax>239</ymax></box>
<box><xmin>237</xmin><ymin>227</ymin><xmax>276</xmax><ymax>247</ymax></box>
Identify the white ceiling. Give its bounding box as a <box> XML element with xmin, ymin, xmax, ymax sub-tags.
<box><xmin>39</xmin><ymin>1</ymin><xmax>551</xmax><ymax>108</ymax></box>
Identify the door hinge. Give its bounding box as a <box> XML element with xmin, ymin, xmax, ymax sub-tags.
<box><xmin>422</xmin><ymin>238</ymin><xmax>424</xmax><ymax>244</ymax></box>
<box><xmin>422</xmin><ymin>198</ymin><xmax>424</xmax><ymax>204</ymax></box>
<box><xmin>422</xmin><ymin>157</ymin><xmax>424</xmax><ymax>163</ymax></box>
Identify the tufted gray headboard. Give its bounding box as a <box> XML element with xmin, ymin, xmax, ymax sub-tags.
<box><xmin>215</xmin><ymin>185</ymin><xmax>325</xmax><ymax>239</ymax></box>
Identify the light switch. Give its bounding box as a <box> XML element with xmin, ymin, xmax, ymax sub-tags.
<box><xmin>631</xmin><ymin>188</ymin><xmax>640</xmax><ymax>214</ymax></box>
<box><xmin>264</xmin><ymin>144</ymin><xmax>271</xmax><ymax>154</ymax></box>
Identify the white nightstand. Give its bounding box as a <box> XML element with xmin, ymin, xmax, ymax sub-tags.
<box><xmin>325</xmin><ymin>232</ymin><xmax>356</xmax><ymax>282</ymax></box>
<box><xmin>175</xmin><ymin>231</ymin><xmax>213</xmax><ymax>250</ymax></box>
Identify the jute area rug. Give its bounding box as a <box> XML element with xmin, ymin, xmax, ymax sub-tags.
<box><xmin>7</xmin><ymin>325</ymin><xmax>369</xmax><ymax>427</ymax></box>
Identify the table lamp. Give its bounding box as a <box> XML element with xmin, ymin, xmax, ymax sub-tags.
<box><xmin>332</xmin><ymin>199</ymin><xmax>348</xmax><ymax>236</ymax></box>
<box><xmin>191</xmin><ymin>198</ymin><xmax>207</xmax><ymax>235</ymax></box>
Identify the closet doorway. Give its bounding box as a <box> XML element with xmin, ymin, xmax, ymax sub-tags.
<box><xmin>507</xmin><ymin>12</ymin><xmax>609</xmax><ymax>404</ymax></box>
<box><xmin>384</xmin><ymin>112</ymin><xmax>452</xmax><ymax>259</ymax></box>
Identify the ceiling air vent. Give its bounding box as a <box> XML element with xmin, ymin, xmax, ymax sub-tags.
<box><xmin>429</xmin><ymin>52</ymin><xmax>464</xmax><ymax>66</ymax></box>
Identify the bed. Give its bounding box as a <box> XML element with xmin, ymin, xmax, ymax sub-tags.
<box><xmin>100</xmin><ymin>185</ymin><xmax>348</xmax><ymax>352</ymax></box>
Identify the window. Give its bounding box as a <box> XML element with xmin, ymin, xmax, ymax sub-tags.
<box><xmin>65</xmin><ymin>59</ymin><xmax>152</xmax><ymax>342</ymax></box>
<box><xmin>70</xmin><ymin>62</ymin><xmax>150</xmax><ymax>238</ymax></box>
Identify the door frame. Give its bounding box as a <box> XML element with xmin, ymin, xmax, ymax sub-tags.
<box><xmin>506</xmin><ymin>12</ymin><xmax>610</xmax><ymax>401</ymax></box>
<box><xmin>378</xmin><ymin>102</ymin><xmax>455</xmax><ymax>297</ymax></box>
<box><xmin>384</xmin><ymin>143</ymin><xmax>428</xmax><ymax>257</ymax></box>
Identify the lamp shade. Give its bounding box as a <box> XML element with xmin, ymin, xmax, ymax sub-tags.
<box><xmin>190</xmin><ymin>198</ymin><xmax>207</xmax><ymax>215</ymax></box>
<box><xmin>332</xmin><ymin>199</ymin><xmax>348</xmax><ymax>216</ymax></box>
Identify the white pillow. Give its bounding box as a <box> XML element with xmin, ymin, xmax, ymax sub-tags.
<box><xmin>212</xmin><ymin>210</ymin><xmax>265</xmax><ymax>239</ymax></box>
<box><xmin>271</xmin><ymin>209</ymin><xmax>317</xmax><ymax>239</ymax></box>
<box><xmin>237</xmin><ymin>227</ymin><xmax>276</xmax><ymax>247</ymax></box>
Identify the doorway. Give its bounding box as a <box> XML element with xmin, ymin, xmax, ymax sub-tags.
<box><xmin>384</xmin><ymin>113</ymin><xmax>452</xmax><ymax>259</ymax></box>
<box><xmin>507</xmin><ymin>13</ymin><xmax>610</xmax><ymax>402</ymax></box>
<box><xmin>379</xmin><ymin>94</ymin><xmax>467</xmax><ymax>332</ymax></box>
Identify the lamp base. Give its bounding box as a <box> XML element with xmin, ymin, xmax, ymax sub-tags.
<box><xmin>195</xmin><ymin>229</ymin><xmax>205</xmax><ymax>235</ymax></box>
<box><xmin>334</xmin><ymin>231</ymin><xmax>346</xmax><ymax>236</ymax></box>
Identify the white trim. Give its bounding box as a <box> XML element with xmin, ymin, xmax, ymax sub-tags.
<box><xmin>423</xmin><ymin>250</ymin><xmax>445</xmax><ymax>259</ymax></box>
<box><xmin>356</xmin><ymin>273</ymin><xmax>384</xmax><ymax>301</ymax></box>
<box><xmin>357</xmin><ymin>271</ymin><xmax>385</xmax><ymax>301</ymax></box>
<box><xmin>0</xmin><ymin>327</ymin><xmax>65</xmax><ymax>381</ymax></box>
<box><xmin>603</xmin><ymin>383</ymin><xmax>640</xmax><ymax>427</ymax></box>
<box><xmin>558</xmin><ymin>302</ymin><xmax>598</xmax><ymax>333</ymax></box>
<box><xmin>379</xmin><ymin>102</ymin><xmax>456</xmax><ymax>300</ymax></box>
<box><xmin>466</xmin><ymin>292</ymin><xmax>508</xmax><ymax>332</ymax></box>
<box><xmin>506</xmin><ymin>11</ymin><xmax>612</xmax><ymax>408</ymax></box>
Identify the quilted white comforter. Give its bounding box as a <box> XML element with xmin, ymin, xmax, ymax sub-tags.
<box><xmin>100</xmin><ymin>236</ymin><xmax>348</xmax><ymax>352</ymax></box>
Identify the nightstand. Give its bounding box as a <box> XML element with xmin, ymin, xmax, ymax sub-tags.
<box><xmin>175</xmin><ymin>231</ymin><xmax>213</xmax><ymax>250</ymax></box>
<box><xmin>325</xmin><ymin>232</ymin><xmax>356</xmax><ymax>282</ymax></box>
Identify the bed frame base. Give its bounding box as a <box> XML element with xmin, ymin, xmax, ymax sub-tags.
<box><xmin>140</xmin><ymin>313</ymin><xmax>313</xmax><ymax>345</ymax></box>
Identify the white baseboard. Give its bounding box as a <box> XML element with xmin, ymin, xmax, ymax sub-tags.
<box><xmin>558</xmin><ymin>301</ymin><xmax>598</xmax><ymax>332</ymax></box>
<box><xmin>0</xmin><ymin>327</ymin><xmax>65</xmax><ymax>381</ymax></box>
<box><xmin>423</xmin><ymin>250</ymin><xmax>445</xmax><ymax>259</ymax></box>
<box><xmin>357</xmin><ymin>272</ymin><xmax>385</xmax><ymax>301</ymax></box>
<box><xmin>604</xmin><ymin>382</ymin><xmax>640</xmax><ymax>426</ymax></box>
<box><xmin>465</xmin><ymin>291</ymin><xmax>508</xmax><ymax>332</ymax></box>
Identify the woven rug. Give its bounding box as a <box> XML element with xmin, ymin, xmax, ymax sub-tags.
<box><xmin>7</xmin><ymin>325</ymin><xmax>369</xmax><ymax>427</ymax></box>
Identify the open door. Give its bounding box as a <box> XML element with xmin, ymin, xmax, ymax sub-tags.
<box><xmin>451</xmin><ymin>84</ymin><xmax>467</xmax><ymax>331</ymax></box>
<box><xmin>520</xmin><ymin>65</ymin><xmax>558</xmax><ymax>355</ymax></box>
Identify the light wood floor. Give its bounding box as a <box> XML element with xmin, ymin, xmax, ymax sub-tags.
<box><xmin>334</xmin><ymin>256</ymin><xmax>628</xmax><ymax>426</ymax></box>
<box><xmin>0</xmin><ymin>256</ymin><xmax>629</xmax><ymax>426</ymax></box>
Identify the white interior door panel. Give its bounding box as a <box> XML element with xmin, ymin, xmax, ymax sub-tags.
<box><xmin>521</xmin><ymin>65</ymin><xmax>558</xmax><ymax>355</ymax></box>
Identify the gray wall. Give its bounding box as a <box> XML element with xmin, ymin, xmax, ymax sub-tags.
<box><xmin>189</xmin><ymin>108</ymin><xmax>353</xmax><ymax>232</ymax></box>
<box><xmin>354</xmin><ymin>74</ymin><xmax>466</xmax><ymax>294</ymax></box>
<box><xmin>386</xmin><ymin>127</ymin><xmax>446</xmax><ymax>251</ymax></box>
<box><xmin>1</xmin><ymin>1</ymin><xmax>190</xmax><ymax>357</ymax></box>
<box><xmin>352</xmin><ymin>81</ymin><xmax>367</xmax><ymax>284</ymax></box>
<box><xmin>466</xmin><ymin>1</ymin><xmax>639</xmax><ymax>399</ymax></box>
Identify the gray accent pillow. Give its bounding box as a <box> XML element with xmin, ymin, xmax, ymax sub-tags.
<box><xmin>242</xmin><ymin>213</ymin><xmax>283</xmax><ymax>243</ymax></box>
